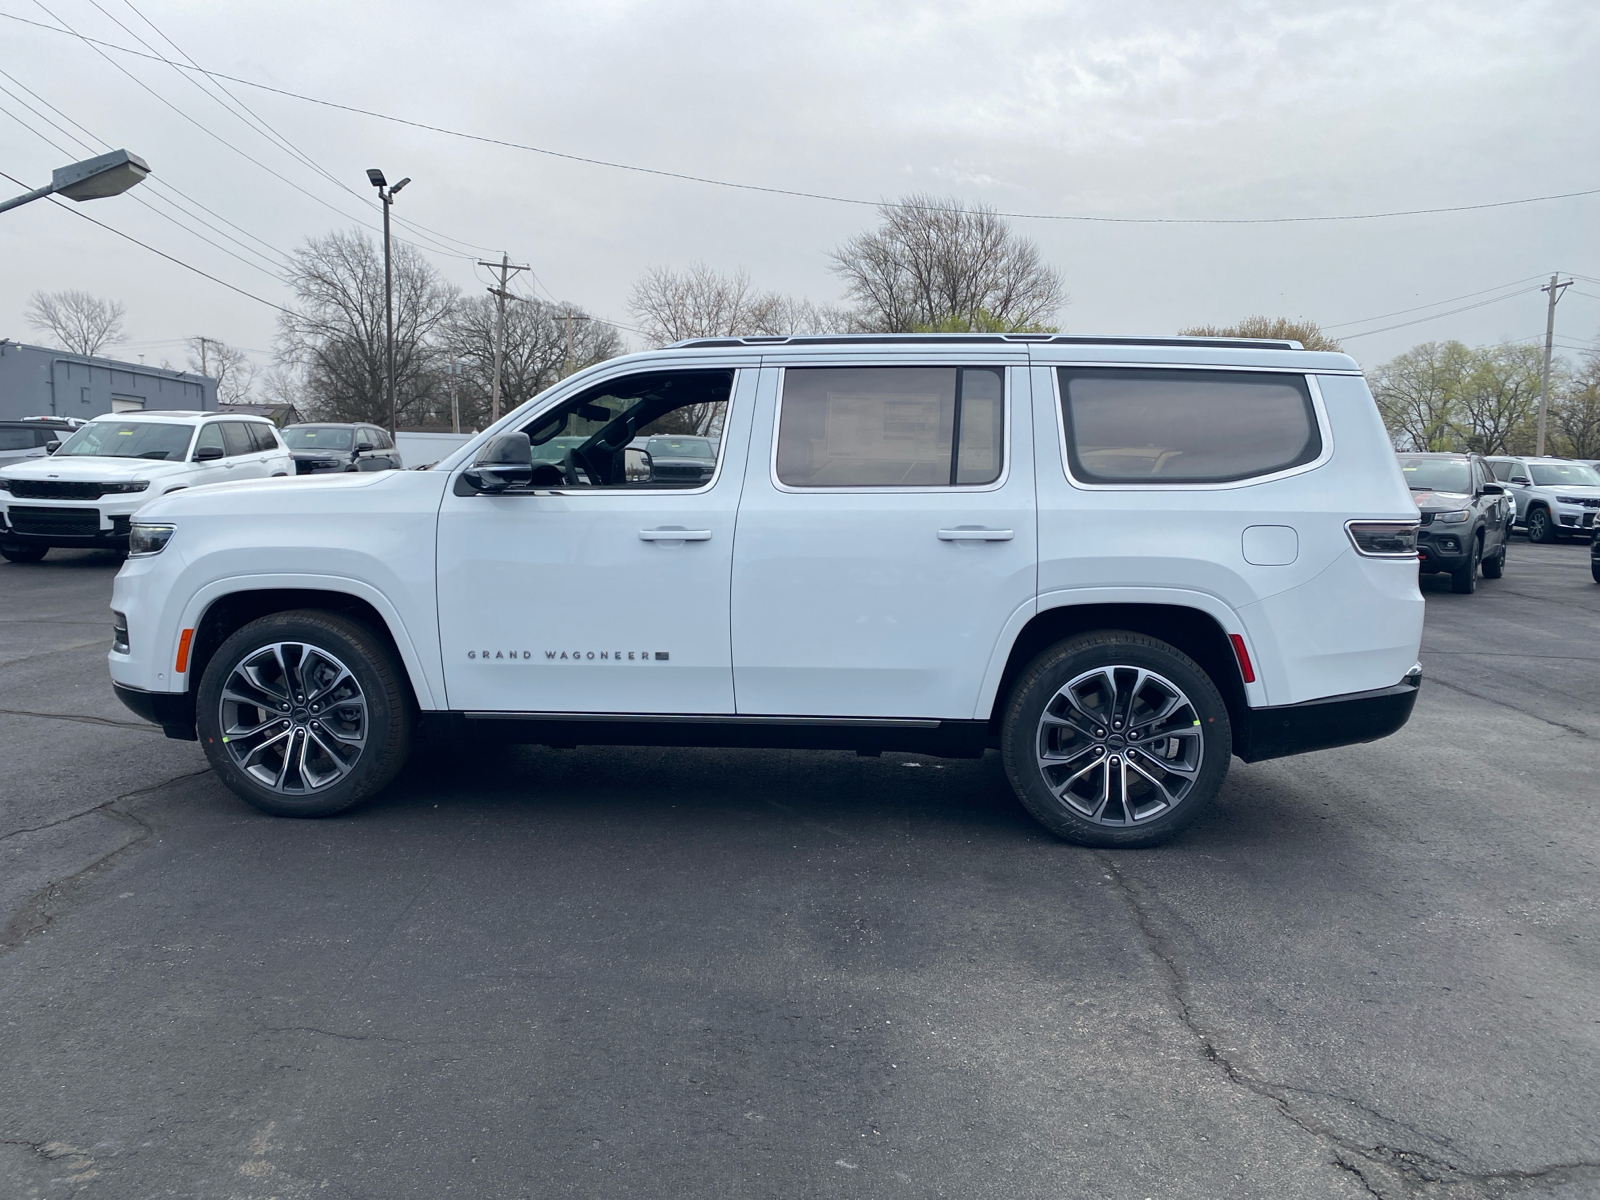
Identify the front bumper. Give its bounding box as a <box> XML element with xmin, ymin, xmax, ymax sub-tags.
<box><xmin>113</xmin><ymin>682</ymin><xmax>198</xmax><ymax>741</ymax></box>
<box><xmin>1415</xmin><ymin>524</ymin><xmax>1470</xmax><ymax>570</ymax></box>
<box><xmin>1</xmin><ymin>508</ymin><xmax>132</xmax><ymax>547</ymax></box>
<box><xmin>1234</xmin><ymin>667</ymin><xmax>1421</xmax><ymax>763</ymax></box>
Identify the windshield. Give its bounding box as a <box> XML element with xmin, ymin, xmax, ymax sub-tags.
<box><xmin>1398</xmin><ymin>456</ymin><xmax>1471</xmax><ymax>493</ymax></box>
<box><xmin>647</xmin><ymin>437</ymin><xmax>714</xmax><ymax>458</ymax></box>
<box><xmin>56</xmin><ymin>421</ymin><xmax>193</xmax><ymax>461</ymax></box>
<box><xmin>283</xmin><ymin>426</ymin><xmax>354</xmax><ymax>450</ymax></box>
<box><xmin>1529</xmin><ymin>462</ymin><xmax>1600</xmax><ymax>487</ymax></box>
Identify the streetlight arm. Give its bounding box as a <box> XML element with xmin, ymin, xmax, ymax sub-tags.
<box><xmin>0</xmin><ymin>182</ymin><xmax>55</xmax><ymax>216</ymax></box>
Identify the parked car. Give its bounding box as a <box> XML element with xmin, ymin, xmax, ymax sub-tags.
<box><xmin>1397</xmin><ymin>452</ymin><xmax>1511</xmax><ymax>592</ymax></box>
<box><xmin>109</xmin><ymin>334</ymin><xmax>1424</xmax><ymax>847</ymax></box>
<box><xmin>0</xmin><ymin>411</ymin><xmax>291</xmax><ymax>562</ymax></box>
<box><xmin>643</xmin><ymin>435</ymin><xmax>719</xmax><ymax>485</ymax></box>
<box><xmin>282</xmin><ymin>423</ymin><xmax>403</xmax><ymax>474</ymax></box>
<box><xmin>0</xmin><ymin>417</ymin><xmax>80</xmax><ymax>466</ymax></box>
<box><xmin>1484</xmin><ymin>456</ymin><xmax>1600</xmax><ymax>542</ymax></box>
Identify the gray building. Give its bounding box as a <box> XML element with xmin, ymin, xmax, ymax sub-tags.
<box><xmin>0</xmin><ymin>339</ymin><xmax>217</xmax><ymax>420</ymax></box>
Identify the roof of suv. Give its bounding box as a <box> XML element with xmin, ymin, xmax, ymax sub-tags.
<box><xmin>86</xmin><ymin>410</ymin><xmax>270</xmax><ymax>424</ymax></box>
<box><xmin>669</xmin><ymin>333</ymin><xmax>1307</xmax><ymax>351</ymax></box>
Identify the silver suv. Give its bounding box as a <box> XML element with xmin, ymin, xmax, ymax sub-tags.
<box><xmin>1485</xmin><ymin>457</ymin><xmax>1600</xmax><ymax>542</ymax></box>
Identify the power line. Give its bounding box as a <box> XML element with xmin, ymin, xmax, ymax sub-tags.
<box><xmin>24</xmin><ymin>2</ymin><xmax>476</xmax><ymax>264</ymax></box>
<box><xmin>1336</xmin><ymin>288</ymin><xmax>1546</xmax><ymax>340</ymax></box>
<box><xmin>1323</xmin><ymin>276</ymin><xmax>1553</xmax><ymax>330</ymax></box>
<box><xmin>1</xmin><ymin>165</ymin><xmax>292</xmax><ymax>314</ymax></box>
<box><xmin>5</xmin><ymin>9</ymin><xmax>1597</xmax><ymax>228</ymax></box>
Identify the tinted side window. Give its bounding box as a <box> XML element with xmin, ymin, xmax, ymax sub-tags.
<box><xmin>1058</xmin><ymin>368</ymin><xmax>1320</xmax><ymax>485</ymax></box>
<box><xmin>1489</xmin><ymin>460</ymin><xmax>1513</xmax><ymax>481</ymax></box>
<box><xmin>0</xmin><ymin>428</ymin><xmax>32</xmax><ymax>451</ymax></box>
<box><xmin>247</xmin><ymin>424</ymin><xmax>275</xmax><ymax>452</ymax></box>
<box><xmin>776</xmin><ymin>366</ymin><xmax>1005</xmax><ymax>487</ymax></box>
<box><xmin>221</xmin><ymin>422</ymin><xmax>254</xmax><ymax>457</ymax></box>
<box><xmin>193</xmin><ymin>423</ymin><xmax>225</xmax><ymax>457</ymax></box>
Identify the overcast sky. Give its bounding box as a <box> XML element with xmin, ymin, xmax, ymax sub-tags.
<box><xmin>2</xmin><ymin>0</ymin><xmax>1597</xmax><ymax>377</ymax></box>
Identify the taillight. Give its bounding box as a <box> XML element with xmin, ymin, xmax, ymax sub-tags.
<box><xmin>1346</xmin><ymin>520</ymin><xmax>1419</xmax><ymax>557</ymax></box>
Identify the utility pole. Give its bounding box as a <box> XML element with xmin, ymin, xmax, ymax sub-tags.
<box><xmin>477</xmin><ymin>253</ymin><xmax>529</xmax><ymax>422</ymax></box>
<box><xmin>446</xmin><ymin>352</ymin><xmax>462</xmax><ymax>435</ymax></box>
<box><xmin>1536</xmin><ymin>274</ymin><xmax>1572</xmax><ymax>457</ymax></box>
<box><xmin>194</xmin><ymin>335</ymin><xmax>223</xmax><ymax>383</ymax></box>
<box><xmin>366</xmin><ymin>169</ymin><xmax>411</xmax><ymax>435</ymax></box>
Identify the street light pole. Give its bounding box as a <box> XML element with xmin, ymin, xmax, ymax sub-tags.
<box><xmin>1</xmin><ymin>149</ymin><xmax>150</xmax><ymax>216</ymax></box>
<box><xmin>366</xmin><ymin>169</ymin><xmax>410</xmax><ymax>436</ymax></box>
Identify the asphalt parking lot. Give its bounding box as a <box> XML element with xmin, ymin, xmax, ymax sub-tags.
<box><xmin>2</xmin><ymin>540</ymin><xmax>1597</xmax><ymax>1199</ymax></box>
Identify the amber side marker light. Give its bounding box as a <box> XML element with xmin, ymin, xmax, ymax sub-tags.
<box><xmin>174</xmin><ymin>628</ymin><xmax>194</xmax><ymax>674</ymax></box>
<box><xmin>1228</xmin><ymin>633</ymin><xmax>1256</xmax><ymax>684</ymax></box>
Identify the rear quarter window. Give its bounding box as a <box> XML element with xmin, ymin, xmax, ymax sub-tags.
<box><xmin>1058</xmin><ymin>368</ymin><xmax>1321</xmax><ymax>485</ymax></box>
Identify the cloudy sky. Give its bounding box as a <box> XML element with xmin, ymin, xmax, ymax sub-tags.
<box><xmin>2</xmin><ymin>0</ymin><xmax>1597</xmax><ymax>377</ymax></box>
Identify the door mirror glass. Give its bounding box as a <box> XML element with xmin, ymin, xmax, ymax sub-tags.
<box><xmin>194</xmin><ymin>444</ymin><xmax>225</xmax><ymax>461</ymax></box>
<box><xmin>462</xmin><ymin>432</ymin><xmax>534</xmax><ymax>493</ymax></box>
<box><xmin>624</xmin><ymin>447</ymin><xmax>653</xmax><ymax>483</ymax></box>
<box><xmin>44</xmin><ymin>441</ymin><xmax>58</xmax><ymax>455</ymax></box>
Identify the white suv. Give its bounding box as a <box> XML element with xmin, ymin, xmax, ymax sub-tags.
<box><xmin>1484</xmin><ymin>456</ymin><xmax>1600</xmax><ymax>542</ymax></box>
<box><xmin>107</xmin><ymin>336</ymin><xmax>1424</xmax><ymax>847</ymax></box>
<box><xmin>0</xmin><ymin>410</ymin><xmax>292</xmax><ymax>563</ymax></box>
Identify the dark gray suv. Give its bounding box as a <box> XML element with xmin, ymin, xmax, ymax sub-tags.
<box><xmin>1398</xmin><ymin>452</ymin><xmax>1512</xmax><ymax>593</ymax></box>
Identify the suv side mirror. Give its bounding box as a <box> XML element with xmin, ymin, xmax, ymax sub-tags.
<box><xmin>1511</xmin><ymin>476</ymin><xmax>1530</xmax><ymax>485</ymax></box>
<box><xmin>461</xmin><ymin>432</ymin><xmax>533</xmax><ymax>493</ymax></box>
<box><xmin>624</xmin><ymin>447</ymin><xmax>653</xmax><ymax>483</ymax></box>
<box><xmin>1481</xmin><ymin>482</ymin><xmax>1504</xmax><ymax>496</ymax></box>
<box><xmin>194</xmin><ymin>444</ymin><xmax>224</xmax><ymax>461</ymax></box>
<box><xmin>44</xmin><ymin>442</ymin><xmax>58</xmax><ymax>455</ymax></box>
<box><xmin>356</xmin><ymin>442</ymin><xmax>374</xmax><ymax>453</ymax></box>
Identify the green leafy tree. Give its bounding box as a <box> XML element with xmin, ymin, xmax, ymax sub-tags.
<box><xmin>1371</xmin><ymin>341</ymin><xmax>1472</xmax><ymax>451</ymax></box>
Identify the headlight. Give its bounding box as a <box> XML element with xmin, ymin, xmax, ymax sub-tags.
<box><xmin>1433</xmin><ymin>509</ymin><xmax>1470</xmax><ymax>523</ymax></box>
<box><xmin>101</xmin><ymin>480</ymin><xmax>150</xmax><ymax>494</ymax></box>
<box><xmin>128</xmin><ymin>522</ymin><xmax>176</xmax><ymax>556</ymax></box>
<box><xmin>1346</xmin><ymin>520</ymin><xmax>1419</xmax><ymax>556</ymax></box>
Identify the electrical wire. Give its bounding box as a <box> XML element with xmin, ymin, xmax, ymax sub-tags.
<box><xmin>4</xmin><ymin>9</ymin><xmax>1598</xmax><ymax>227</ymax></box>
<box><xmin>0</xmin><ymin>165</ymin><xmax>292</xmax><ymax>313</ymax></box>
<box><xmin>1323</xmin><ymin>276</ymin><xmax>1553</xmax><ymax>330</ymax></box>
<box><xmin>1335</xmin><ymin>288</ymin><xmax>1546</xmax><ymax>340</ymax></box>
<box><xmin>25</xmin><ymin>1</ymin><xmax>476</xmax><ymax>263</ymax></box>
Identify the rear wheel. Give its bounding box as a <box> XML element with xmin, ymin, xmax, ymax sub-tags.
<box><xmin>1450</xmin><ymin>536</ymin><xmax>1482</xmax><ymax>593</ymax></box>
<box><xmin>1527</xmin><ymin>506</ymin><xmax>1555</xmax><ymax>543</ymax></box>
<box><xmin>1000</xmin><ymin>631</ymin><xmax>1231</xmax><ymax>848</ymax></box>
<box><xmin>0</xmin><ymin>543</ymin><xmax>48</xmax><ymax>563</ymax></box>
<box><xmin>1481</xmin><ymin>538</ymin><xmax>1506</xmax><ymax>579</ymax></box>
<box><xmin>196</xmin><ymin>609</ymin><xmax>413</xmax><ymax>817</ymax></box>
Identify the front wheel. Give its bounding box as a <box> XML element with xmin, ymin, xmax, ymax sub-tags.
<box><xmin>0</xmin><ymin>543</ymin><xmax>48</xmax><ymax>563</ymax></box>
<box><xmin>1450</xmin><ymin>537</ymin><xmax>1482</xmax><ymax>593</ymax></box>
<box><xmin>196</xmin><ymin>609</ymin><xmax>413</xmax><ymax>817</ymax></box>
<box><xmin>1000</xmin><ymin>631</ymin><xmax>1232</xmax><ymax>848</ymax></box>
<box><xmin>1527</xmin><ymin>507</ymin><xmax>1555</xmax><ymax>543</ymax></box>
<box><xmin>1481</xmin><ymin>540</ymin><xmax>1506</xmax><ymax>579</ymax></box>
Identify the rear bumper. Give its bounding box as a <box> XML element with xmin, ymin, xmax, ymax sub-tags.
<box><xmin>1234</xmin><ymin>668</ymin><xmax>1420</xmax><ymax>763</ymax></box>
<box><xmin>113</xmin><ymin>682</ymin><xmax>197</xmax><ymax>741</ymax></box>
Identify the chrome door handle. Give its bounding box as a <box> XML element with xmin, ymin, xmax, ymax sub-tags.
<box><xmin>639</xmin><ymin>528</ymin><xmax>712</xmax><ymax>541</ymax></box>
<box><xmin>937</xmin><ymin>528</ymin><xmax>1013</xmax><ymax>541</ymax></box>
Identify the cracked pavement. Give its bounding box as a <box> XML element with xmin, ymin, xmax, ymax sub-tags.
<box><xmin>1</xmin><ymin>541</ymin><xmax>1596</xmax><ymax>1198</ymax></box>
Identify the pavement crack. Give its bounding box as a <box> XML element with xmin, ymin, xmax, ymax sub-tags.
<box><xmin>1424</xmin><ymin>676</ymin><xmax>1591</xmax><ymax>739</ymax></box>
<box><xmin>1</xmin><ymin>767</ymin><xmax>212</xmax><ymax>955</ymax></box>
<box><xmin>1093</xmin><ymin>851</ymin><xmax>1600</xmax><ymax>1198</ymax></box>
<box><xmin>0</xmin><ymin>706</ymin><xmax>157</xmax><ymax>731</ymax></box>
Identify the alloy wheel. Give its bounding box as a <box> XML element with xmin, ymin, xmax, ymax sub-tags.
<box><xmin>1035</xmin><ymin>665</ymin><xmax>1204</xmax><ymax>826</ymax></box>
<box><xmin>218</xmin><ymin>641</ymin><xmax>367</xmax><ymax>793</ymax></box>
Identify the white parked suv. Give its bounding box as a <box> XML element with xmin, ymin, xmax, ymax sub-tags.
<box><xmin>107</xmin><ymin>335</ymin><xmax>1424</xmax><ymax>846</ymax></box>
<box><xmin>0</xmin><ymin>410</ymin><xmax>292</xmax><ymax>562</ymax></box>
<box><xmin>1483</xmin><ymin>456</ymin><xmax>1600</xmax><ymax>542</ymax></box>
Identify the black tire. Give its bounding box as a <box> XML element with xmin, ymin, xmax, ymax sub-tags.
<box><xmin>1450</xmin><ymin>536</ymin><xmax>1481</xmax><ymax>593</ymax></box>
<box><xmin>1591</xmin><ymin>559</ymin><xmax>1600</xmax><ymax>584</ymax></box>
<box><xmin>196</xmin><ymin>609</ymin><xmax>413</xmax><ymax>817</ymax></box>
<box><xmin>0</xmin><ymin>543</ymin><xmax>48</xmax><ymax>563</ymax></box>
<box><xmin>1527</xmin><ymin>506</ymin><xmax>1555</xmax><ymax>543</ymax></box>
<box><xmin>1481</xmin><ymin>539</ymin><xmax>1505</xmax><ymax>579</ymax></box>
<box><xmin>1000</xmin><ymin>631</ymin><xmax>1232</xmax><ymax>848</ymax></box>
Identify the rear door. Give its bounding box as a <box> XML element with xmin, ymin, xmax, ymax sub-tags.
<box><xmin>219</xmin><ymin>421</ymin><xmax>271</xmax><ymax>480</ymax></box>
<box><xmin>731</xmin><ymin>355</ymin><xmax>1036</xmax><ymax>718</ymax></box>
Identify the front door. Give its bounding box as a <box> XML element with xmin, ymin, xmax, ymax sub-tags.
<box><xmin>731</xmin><ymin>359</ymin><xmax>1037</xmax><ymax>719</ymax></box>
<box><xmin>437</xmin><ymin>363</ymin><xmax>755</xmax><ymax>714</ymax></box>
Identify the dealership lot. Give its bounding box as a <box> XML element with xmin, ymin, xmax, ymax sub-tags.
<box><xmin>1</xmin><ymin>544</ymin><xmax>1597</xmax><ymax>1198</ymax></box>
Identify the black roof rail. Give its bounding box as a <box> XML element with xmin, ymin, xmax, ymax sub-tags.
<box><xmin>666</xmin><ymin>333</ymin><xmax>1306</xmax><ymax>351</ymax></box>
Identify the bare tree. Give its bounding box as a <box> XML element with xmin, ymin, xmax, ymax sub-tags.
<box><xmin>275</xmin><ymin>229</ymin><xmax>458</xmax><ymax>426</ymax></box>
<box><xmin>1178</xmin><ymin>316</ymin><xmax>1342</xmax><ymax>352</ymax></box>
<box><xmin>1456</xmin><ymin>343</ymin><xmax>1546</xmax><ymax>455</ymax></box>
<box><xmin>441</xmin><ymin>294</ymin><xmax>621</xmax><ymax>429</ymax></box>
<box><xmin>25</xmin><ymin>290</ymin><xmax>127</xmax><ymax>357</ymax></box>
<box><xmin>187</xmin><ymin>338</ymin><xmax>258</xmax><ymax>405</ymax></box>
<box><xmin>828</xmin><ymin>195</ymin><xmax>1065</xmax><ymax>332</ymax></box>
<box><xmin>1551</xmin><ymin>354</ymin><xmax>1600</xmax><ymax>459</ymax></box>
<box><xmin>1371</xmin><ymin>341</ymin><xmax>1471</xmax><ymax>451</ymax></box>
